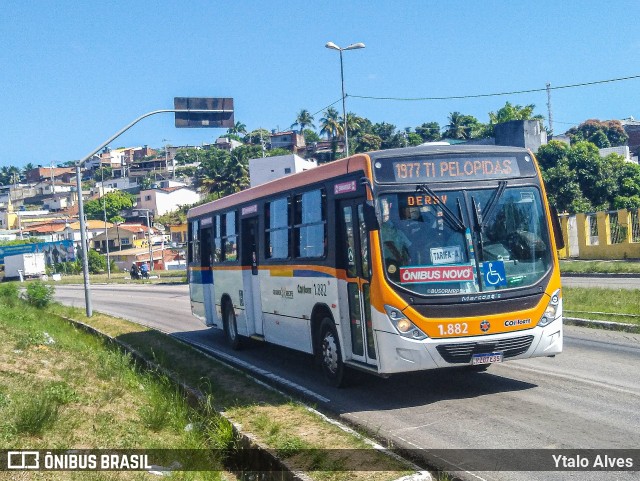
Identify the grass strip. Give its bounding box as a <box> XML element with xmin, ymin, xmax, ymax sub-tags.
<box><xmin>0</xmin><ymin>292</ymin><xmax>235</xmax><ymax>480</ymax></box>
<box><xmin>5</xmin><ymin>286</ymin><xmax>415</xmax><ymax>480</ymax></box>
<box><xmin>560</xmin><ymin>259</ymin><xmax>640</xmax><ymax>274</ymax></box>
<box><xmin>563</xmin><ymin>287</ymin><xmax>640</xmax><ymax>325</ymax></box>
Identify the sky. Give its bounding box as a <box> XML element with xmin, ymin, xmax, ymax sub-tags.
<box><xmin>1</xmin><ymin>0</ymin><xmax>639</xmax><ymax>167</ymax></box>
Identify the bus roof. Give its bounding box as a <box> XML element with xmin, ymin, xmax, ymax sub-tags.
<box><xmin>367</xmin><ymin>143</ymin><xmax>531</xmax><ymax>162</ymax></box>
<box><xmin>187</xmin><ymin>154</ymin><xmax>369</xmax><ymax>220</ymax></box>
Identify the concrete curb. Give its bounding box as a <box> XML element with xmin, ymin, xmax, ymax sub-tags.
<box><xmin>564</xmin><ymin>317</ymin><xmax>640</xmax><ymax>333</ymax></box>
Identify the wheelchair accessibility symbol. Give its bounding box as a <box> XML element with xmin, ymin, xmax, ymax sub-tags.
<box><xmin>482</xmin><ymin>261</ymin><xmax>507</xmax><ymax>287</ymax></box>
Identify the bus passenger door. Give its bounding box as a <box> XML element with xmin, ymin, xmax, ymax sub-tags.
<box><xmin>339</xmin><ymin>201</ymin><xmax>378</xmax><ymax>367</ymax></box>
<box><xmin>241</xmin><ymin>217</ymin><xmax>264</xmax><ymax>336</ymax></box>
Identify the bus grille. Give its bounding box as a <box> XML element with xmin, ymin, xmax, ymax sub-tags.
<box><xmin>436</xmin><ymin>335</ymin><xmax>535</xmax><ymax>364</ymax></box>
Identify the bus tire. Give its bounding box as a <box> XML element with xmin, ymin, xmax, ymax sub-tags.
<box><xmin>319</xmin><ymin>318</ymin><xmax>345</xmax><ymax>387</ymax></box>
<box><xmin>223</xmin><ymin>302</ymin><xmax>242</xmax><ymax>350</ymax></box>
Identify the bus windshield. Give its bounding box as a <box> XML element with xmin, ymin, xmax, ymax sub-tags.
<box><xmin>378</xmin><ymin>185</ymin><xmax>552</xmax><ymax>296</ymax></box>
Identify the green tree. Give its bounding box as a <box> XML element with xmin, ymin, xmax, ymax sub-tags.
<box><xmin>370</xmin><ymin>122</ymin><xmax>401</xmax><ymax>149</ymax></box>
<box><xmin>354</xmin><ymin>133</ymin><xmax>383</xmax><ymax>153</ymax></box>
<box><xmin>611</xmin><ymin>158</ymin><xmax>640</xmax><ymax>209</ymax></box>
<box><xmin>302</xmin><ymin>129</ymin><xmax>321</xmax><ymax>144</ymax></box>
<box><xmin>244</xmin><ymin>128</ymin><xmax>271</xmax><ymax>147</ymax></box>
<box><xmin>291</xmin><ymin>109</ymin><xmax>315</xmax><ymax>134</ymax></box>
<box><xmin>84</xmin><ymin>190</ymin><xmax>135</xmax><ymax>223</ymax></box>
<box><xmin>566</xmin><ymin>119</ymin><xmax>628</xmax><ymax>147</ymax></box>
<box><xmin>93</xmin><ymin>166</ymin><xmax>113</xmax><ymax>182</ymax></box>
<box><xmin>484</xmin><ymin>102</ymin><xmax>544</xmax><ymax>137</ymax></box>
<box><xmin>173</xmin><ymin>147</ymin><xmax>202</xmax><ymax>166</ymax></box>
<box><xmin>226</xmin><ymin>121</ymin><xmax>247</xmax><ymax>136</ymax></box>
<box><xmin>87</xmin><ymin>249</ymin><xmax>107</xmax><ymax>274</ymax></box>
<box><xmin>443</xmin><ymin>112</ymin><xmax>482</xmax><ymax>140</ymax></box>
<box><xmin>407</xmin><ymin>132</ymin><xmax>423</xmax><ymax>146</ymax></box>
<box><xmin>537</xmin><ymin>140</ymin><xmax>640</xmax><ymax>213</ymax></box>
<box><xmin>319</xmin><ymin>107</ymin><xmax>343</xmax><ymax>140</ymax></box>
<box><xmin>415</xmin><ymin>122</ymin><xmax>442</xmax><ymax>142</ymax></box>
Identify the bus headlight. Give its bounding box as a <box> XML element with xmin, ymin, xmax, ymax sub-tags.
<box><xmin>538</xmin><ymin>289</ymin><xmax>561</xmax><ymax>327</ymax></box>
<box><xmin>384</xmin><ymin>305</ymin><xmax>428</xmax><ymax>340</ymax></box>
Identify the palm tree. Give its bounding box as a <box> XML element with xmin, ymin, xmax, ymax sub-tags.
<box><xmin>320</xmin><ymin>107</ymin><xmax>343</xmax><ymax>140</ymax></box>
<box><xmin>291</xmin><ymin>109</ymin><xmax>315</xmax><ymax>135</ymax></box>
<box><xmin>227</xmin><ymin>121</ymin><xmax>247</xmax><ymax>137</ymax></box>
<box><xmin>345</xmin><ymin>113</ymin><xmax>363</xmax><ymax>139</ymax></box>
<box><xmin>443</xmin><ymin>112</ymin><xmax>481</xmax><ymax>140</ymax></box>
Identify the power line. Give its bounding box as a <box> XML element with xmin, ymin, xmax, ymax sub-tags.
<box><xmin>311</xmin><ymin>98</ymin><xmax>343</xmax><ymax>117</ymax></box>
<box><xmin>348</xmin><ymin>74</ymin><xmax>640</xmax><ymax>102</ymax></box>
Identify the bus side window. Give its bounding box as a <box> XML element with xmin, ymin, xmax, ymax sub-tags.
<box><xmin>213</xmin><ymin>215</ymin><xmax>222</xmax><ymax>263</ymax></box>
<box><xmin>201</xmin><ymin>226</ymin><xmax>213</xmax><ymax>267</ymax></box>
<box><xmin>223</xmin><ymin>211</ymin><xmax>238</xmax><ymax>262</ymax></box>
<box><xmin>191</xmin><ymin>220</ymin><xmax>200</xmax><ymax>264</ymax></box>
<box><xmin>294</xmin><ymin>189</ymin><xmax>326</xmax><ymax>258</ymax></box>
<box><xmin>265</xmin><ymin>197</ymin><xmax>290</xmax><ymax>259</ymax></box>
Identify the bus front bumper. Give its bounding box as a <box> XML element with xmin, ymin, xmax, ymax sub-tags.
<box><xmin>375</xmin><ymin>319</ymin><xmax>563</xmax><ymax>374</ymax></box>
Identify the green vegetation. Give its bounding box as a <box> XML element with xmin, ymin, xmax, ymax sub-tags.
<box><xmin>44</xmin><ymin>269</ymin><xmax>186</xmax><ymax>285</ymax></box>
<box><xmin>0</xmin><ymin>285</ymin><xmax>233</xmax><ymax>480</ymax></box>
<box><xmin>0</xmin><ymin>284</ymin><xmax>413</xmax><ymax>479</ymax></box>
<box><xmin>538</xmin><ymin>139</ymin><xmax>640</xmax><ymax>213</ymax></box>
<box><xmin>563</xmin><ymin>287</ymin><xmax>640</xmax><ymax>325</ymax></box>
<box><xmin>83</xmin><ymin>190</ymin><xmax>136</xmax><ymax>223</ymax></box>
<box><xmin>24</xmin><ymin>279</ymin><xmax>55</xmax><ymax>308</ymax></box>
<box><xmin>560</xmin><ymin>260</ymin><xmax>640</xmax><ymax>274</ymax></box>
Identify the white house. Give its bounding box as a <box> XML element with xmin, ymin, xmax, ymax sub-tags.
<box><xmin>598</xmin><ymin>146</ymin><xmax>638</xmax><ymax>164</ymax></box>
<box><xmin>137</xmin><ymin>186</ymin><xmax>200</xmax><ymax>216</ymax></box>
<box><xmin>249</xmin><ymin>153</ymin><xmax>317</xmax><ymax>187</ymax></box>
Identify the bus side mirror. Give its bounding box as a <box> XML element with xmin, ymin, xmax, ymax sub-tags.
<box><xmin>549</xmin><ymin>206</ymin><xmax>565</xmax><ymax>250</ymax></box>
<box><xmin>362</xmin><ymin>202</ymin><xmax>379</xmax><ymax>231</ymax></box>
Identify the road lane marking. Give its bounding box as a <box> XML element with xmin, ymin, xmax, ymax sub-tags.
<box><xmin>495</xmin><ymin>362</ymin><xmax>640</xmax><ymax>398</ymax></box>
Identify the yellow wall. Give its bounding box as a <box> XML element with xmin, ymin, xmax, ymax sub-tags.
<box><xmin>169</xmin><ymin>224</ymin><xmax>187</xmax><ymax>244</ymax></box>
<box><xmin>558</xmin><ymin>209</ymin><xmax>640</xmax><ymax>259</ymax></box>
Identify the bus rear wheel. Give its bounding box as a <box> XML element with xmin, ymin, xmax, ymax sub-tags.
<box><xmin>223</xmin><ymin>303</ymin><xmax>242</xmax><ymax>350</ymax></box>
<box><xmin>319</xmin><ymin>318</ymin><xmax>345</xmax><ymax>387</ymax></box>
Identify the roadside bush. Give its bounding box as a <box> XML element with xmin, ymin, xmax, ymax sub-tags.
<box><xmin>88</xmin><ymin>249</ymin><xmax>106</xmax><ymax>274</ymax></box>
<box><xmin>54</xmin><ymin>260</ymin><xmax>82</xmax><ymax>275</ymax></box>
<box><xmin>0</xmin><ymin>282</ymin><xmax>20</xmax><ymax>307</ymax></box>
<box><xmin>24</xmin><ymin>281</ymin><xmax>55</xmax><ymax>309</ymax></box>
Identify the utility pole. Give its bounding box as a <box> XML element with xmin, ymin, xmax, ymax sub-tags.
<box><xmin>101</xmin><ymin>167</ymin><xmax>111</xmax><ymax>279</ymax></box>
<box><xmin>546</xmin><ymin>83</ymin><xmax>554</xmax><ymax>137</ymax></box>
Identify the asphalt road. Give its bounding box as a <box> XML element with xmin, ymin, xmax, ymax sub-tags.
<box><xmin>54</xmin><ymin>283</ymin><xmax>640</xmax><ymax>481</ymax></box>
<box><xmin>561</xmin><ymin>275</ymin><xmax>640</xmax><ymax>290</ymax></box>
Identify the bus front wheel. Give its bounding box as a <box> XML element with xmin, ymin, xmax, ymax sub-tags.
<box><xmin>223</xmin><ymin>303</ymin><xmax>242</xmax><ymax>350</ymax></box>
<box><xmin>319</xmin><ymin>318</ymin><xmax>345</xmax><ymax>387</ymax></box>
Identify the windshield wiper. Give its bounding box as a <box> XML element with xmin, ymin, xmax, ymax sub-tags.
<box><xmin>475</xmin><ymin>181</ymin><xmax>507</xmax><ymax>230</ymax></box>
<box><xmin>416</xmin><ymin>184</ymin><xmax>465</xmax><ymax>231</ymax></box>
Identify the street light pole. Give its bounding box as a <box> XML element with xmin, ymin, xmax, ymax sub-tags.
<box><xmin>325</xmin><ymin>41</ymin><xmax>365</xmax><ymax>158</ymax></box>
<box><xmin>75</xmin><ymin>164</ymin><xmax>92</xmax><ymax>316</ymax></box>
<box><xmin>145</xmin><ymin>210</ymin><xmax>153</xmax><ymax>272</ymax></box>
<box><xmin>73</xmin><ymin>104</ymin><xmax>232</xmax><ymax>317</ymax></box>
<box><xmin>101</xmin><ymin>167</ymin><xmax>111</xmax><ymax>279</ymax></box>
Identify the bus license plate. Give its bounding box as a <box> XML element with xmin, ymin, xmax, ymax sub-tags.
<box><xmin>471</xmin><ymin>352</ymin><xmax>504</xmax><ymax>365</ymax></box>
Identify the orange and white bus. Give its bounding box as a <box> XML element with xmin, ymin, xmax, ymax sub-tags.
<box><xmin>187</xmin><ymin>144</ymin><xmax>563</xmax><ymax>386</ymax></box>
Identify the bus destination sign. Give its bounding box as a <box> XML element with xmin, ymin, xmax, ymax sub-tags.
<box><xmin>373</xmin><ymin>154</ymin><xmax>535</xmax><ymax>184</ymax></box>
<box><xmin>394</xmin><ymin>157</ymin><xmax>519</xmax><ymax>182</ymax></box>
